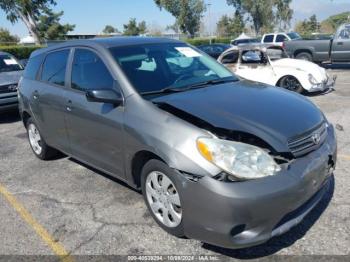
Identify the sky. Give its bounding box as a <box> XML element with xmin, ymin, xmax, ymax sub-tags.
<box><xmin>0</xmin><ymin>0</ymin><xmax>349</xmax><ymax>38</ymax></box>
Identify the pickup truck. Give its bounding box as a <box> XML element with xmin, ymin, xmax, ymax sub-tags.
<box><xmin>285</xmin><ymin>23</ymin><xmax>350</xmax><ymax>63</ymax></box>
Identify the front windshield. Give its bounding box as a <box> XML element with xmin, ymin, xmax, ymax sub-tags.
<box><xmin>287</xmin><ymin>32</ymin><xmax>301</xmax><ymax>40</ymax></box>
<box><xmin>110</xmin><ymin>43</ymin><xmax>237</xmax><ymax>95</ymax></box>
<box><xmin>0</xmin><ymin>54</ymin><xmax>23</xmax><ymax>73</ymax></box>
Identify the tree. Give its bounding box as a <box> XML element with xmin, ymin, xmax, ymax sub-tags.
<box><xmin>0</xmin><ymin>0</ymin><xmax>57</xmax><ymax>45</ymax></box>
<box><xmin>123</xmin><ymin>18</ymin><xmax>147</xmax><ymax>36</ymax></box>
<box><xmin>103</xmin><ymin>25</ymin><xmax>118</xmax><ymax>34</ymax></box>
<box><xmin>275</xmin><ymin>0</ymin><xmax>293</xmax><ymax>31</ymax></box>
<box><xmin>308</xmin><ymin>14</ymin><xmax>320</xmax><ymax>32</ymax></box>
<box><xmin>321</xmin><ymin>12</ymin><xmax>350</xmax><ymax>32</ymax></box>
<box><xmin>36</xmin><ymin>9</ymin><xmax>75</xmax><ymax>40</ymax></box>
<box><xmin>154</xmin><ymin>0</ymin><xmax>206</xmax><ymax>38</ymax></box>
<box><xmin>226</xmin><ymin>0</ymin><xmax>293</xmax><ymax>35</ymax></box>
<box><xmin>216</xmin><ymin>11</ymin><xmax>244</xmax><ymax>37</ymax></box>
<box><xmin>0</xmin><ymin>27</ymin><xmax>19</xmax><ymax>44</ymax></box>
<box><xmin>294</xmin><ymin>14</ymin><xmax>320</xmax><ymax>35</ymax></box>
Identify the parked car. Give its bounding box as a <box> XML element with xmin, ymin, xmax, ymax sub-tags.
<box><xmin>231</xmin><ymin>38</ymin><xmax>260</xmax><ymax>46</ymax></box>
<box><xmin>285</xmin><ymin>23</ymin><xmax>350</xmax><ymax>63</ymax></box>
<box><xmin>19</xmin><ymin>37</ymin><xmax>337</xmax><ymax>249</ymax></box>
<box><xmin>218</xmin><ymin>45</ymin><xmax>336</xmax><ymax>93</ymax></box>
<box><xmin>0</xmin><ymin>51</ymin><xmax>24</xmax><ymax>112</ymax></box>
<box><xmin>197</xmin><ymin>43</ymin><xmax>230</xmax><ymax>59</ymax></box>
<box><xmin>261</xmin><ymin>32</ymin><xmax>301</xmax><ymax>46</ymax></box>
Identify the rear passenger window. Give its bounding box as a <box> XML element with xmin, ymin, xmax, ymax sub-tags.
<box><xmin>276</xmin><ymin>34</ymin><xmax>287</xmax><ymax>42</ymax></box>
<box><xmin>71</xmin><ymin>49</ymin><xmax>114</xmax><ymax>91</ymax></box>
<box><xmin>263</xmin><ymin>35</ymin><xmax>274</xmax><ymax>43</ymax></box>
<box><xmin>41</xmin><ymin>50</ymin><xmax>69</xmax><ymax>86</ymax></box>
<box><xmin>23</xmin><ymin>54</ymin><xmax>44</xmax><ymax>80</ymax></box>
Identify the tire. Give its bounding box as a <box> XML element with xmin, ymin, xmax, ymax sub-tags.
<box><xmin>26</xmin><ymin>117</ymin><xmax>59</xmax><ymax>160</ymax></box>
<box><xmin>279</xmin><ymin>76</ymin><xmax>304</xmax><ymax>93</ymax></box>
<box><xmin>141</xmin><ymin>159</ymin><xmax>185</xmax><ymax>238</ymax></box>
<box><xmin>296</xmin><ymin>52</ymin><xmax>313</xmax><ymax>62</ymax></box>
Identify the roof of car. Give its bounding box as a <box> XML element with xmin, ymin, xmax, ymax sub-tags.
<box><xmin>225</xmin><ymin>43</ymin><xmax>282</xmax><ymax>51</ymax></box>
<box><xmin>31</xmin><ymin>36</ymin><xmax>182</xmax><ymax>57</ymax></box>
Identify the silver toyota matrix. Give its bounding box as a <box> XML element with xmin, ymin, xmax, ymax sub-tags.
<box><xmin>18</xmin><ymin>37</ymin><xmax>337</xmax><ymax>249</ymax></box>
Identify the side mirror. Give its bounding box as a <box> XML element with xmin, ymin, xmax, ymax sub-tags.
<box><xmin>20</xmin><ymin>59</ymin><xmax>28</xmax><ymax>68</ymax></box>
<box><xmin>86</xmin><ymin>89</ymin><xmax>123</xmax><ymax>106</ymax></box>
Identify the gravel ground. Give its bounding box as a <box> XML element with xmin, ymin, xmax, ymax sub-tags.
<box><xmin>0</xmin><ymin>68</ymin><xmax>349</xmax><ymax>261</ymax></box>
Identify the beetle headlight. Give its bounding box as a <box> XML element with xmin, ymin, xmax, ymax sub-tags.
<box><xmin>308</xmin><ymin>74</ymin><xmax>319</xmax><ymax>85</ymax></box>
<box><xmin>197</xmin><ymin>138</ymin><xmax>281</xmax><ymax>180</ymax></box>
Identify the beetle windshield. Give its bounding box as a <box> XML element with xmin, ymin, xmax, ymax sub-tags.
<box><xmin>0</xmin><ymin>54</ymin><xmax>23</xmax><ymax>73</ymax></box>
<box><xmin>110</xmin><ymin>43</ymin><xmax>238</xmax><ymax>96</ymax></box>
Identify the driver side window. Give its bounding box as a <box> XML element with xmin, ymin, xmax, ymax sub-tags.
<box><xmin>71</xmin><ymin>49</ymin><xmax>114</xmax><ymax>91</ymax></box>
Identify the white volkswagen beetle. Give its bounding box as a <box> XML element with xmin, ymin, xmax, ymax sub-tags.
<box><xmin>217</xmin><ymin>45</ymin><xmax>336</xmax><ymax>93</ymax></box>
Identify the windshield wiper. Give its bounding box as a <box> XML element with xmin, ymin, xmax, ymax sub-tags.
<box><xmin>140</xmin><ymin>87</ymin><xmax>187</xmax><ymax>96</ymax></box>
<box><xmin>141</xmin><ymin>78</ymin><xmax>237</xmax><ymax>96</ymax></box>
<box><xmin>187</xmin><ymin>78</ymin><xmax>237</xmax><ymax>89</ymax></box>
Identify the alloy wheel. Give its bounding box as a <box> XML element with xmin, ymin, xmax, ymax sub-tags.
<box><xmin>28</xmin><ymin>123</ymin><xmax>42</xmax><ymax>155</ymax></box>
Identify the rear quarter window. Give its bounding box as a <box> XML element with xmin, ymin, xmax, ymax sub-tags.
<box><xmin>23</xmin><ymin>54</ymin><xmax>44</xmax><ymax>80</ymax></box>
<box><xmin>41</xmin><ymin>49</ymin><xmax>70</xmax><ymax>86</ymax></box>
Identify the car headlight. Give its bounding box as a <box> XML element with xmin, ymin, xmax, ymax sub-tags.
<box><xmin>308</xmin><ymin>74</ymin><xmax>319</xmax><ymax>85</ymax></box>
<box><xmin>197</xmin><ymin>137</ymin><xmax>281</xmax><ymax>180</ymax></box>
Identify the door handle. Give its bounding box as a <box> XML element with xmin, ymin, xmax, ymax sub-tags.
<box><xmin>337</xmin><ymin>42</ymin><xmax>343</xmax><ymax>45</ymax></box>
<box><xmin>66</xmin><ymin>100</ymin><xmax>72</xmax><ymax>112</ymax></box>
<box><xmin>33</xmin><ymin>90</ymin><xmax>39</xmax><ymax>100</ymax></box>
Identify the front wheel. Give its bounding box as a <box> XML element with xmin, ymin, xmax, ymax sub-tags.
<box><xmin>141</xmin><ymin>159</ymin><xmax>185</xmax><ymax>237</ymax></box>
<box><xmin>279</xmin><ymin>76</ymin><xmax>304</xmax><ymax>93</ymax></box>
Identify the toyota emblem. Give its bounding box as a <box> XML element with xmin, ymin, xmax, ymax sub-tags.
<box><xmin>312</xmin><ymin>133</ymin><xmax>321</xmax><ymax>145</ymax></box>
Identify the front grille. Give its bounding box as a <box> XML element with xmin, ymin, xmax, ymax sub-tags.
<box><xmin>0</xmin><ymin>84</ymin><xmax>18</xmax><ymax>94</ymax></box>
<box><xmin>288</xmin><ymin>123</ymin><xmax>327</xmax><ymax>157</ymax></box>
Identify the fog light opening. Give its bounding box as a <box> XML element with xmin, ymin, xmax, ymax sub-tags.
<box><xmin>230</xmin><ymin>224</ymin><xmax>246</xmax><ymax>237</ymax></box>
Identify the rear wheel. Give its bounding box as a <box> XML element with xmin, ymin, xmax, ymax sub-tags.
<box><xmin>141</xmin><ymin>159</ymin><xmax>185</xmax><ymax>237</ymax></box>
<box><xmin>26</xmin><ymin>118</ymin><xmax>59</xmax><ymax>160</ymax></box>
<box><xmin>279</xmin><ymin>76</ymin><xmax>304</xmax><ymax>93</ymax></box>
<box><xmin>296</xmin><ymin>52</ymin><xmax>313</xmax><ymax>62</ymax></box>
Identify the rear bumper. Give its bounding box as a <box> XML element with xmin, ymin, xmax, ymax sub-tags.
<box><xmin>176</xmin><ymin>124</ymin><xmax>337</xmax><ymax>249</ymax></box>
<box><xmin>0</xmin><ymin>92</ymin><xmax>18</xmax><ymax>112</ymax></box>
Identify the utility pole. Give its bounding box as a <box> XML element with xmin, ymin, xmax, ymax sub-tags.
<box><xmin>207</xmin><ymin>1</ymin><xmax>212</xmax><ymax>43</ymax></box>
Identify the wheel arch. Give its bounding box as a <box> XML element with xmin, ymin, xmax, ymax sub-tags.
<box><xmin>21</xmin><ymin>110</ymin><xmax>31</xmax><ymax>127</ymax></box>
<box><xmin>294</xmin><ymin>49</ymin><xmax>313</xmax><ymax>59</ymax></box>
<box><xmin>131</xmin><ymin>150</ymin><xmax>165</xmax><ymax>189</ymax></box>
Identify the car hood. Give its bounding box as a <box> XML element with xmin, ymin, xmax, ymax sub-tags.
<box><xmin>271</xmin><ymin>58</ymin><xmax>327</xmax><ymax>82</ymax></box>
<box><xmin>152</xmin><ymin>81</ymin><xmax>324</xmax><ymax>152</ymax></box>
<box><xmin>0</xmin><ymin>70</ymin><xmax>23</xmax><ymax>86</ymax></box>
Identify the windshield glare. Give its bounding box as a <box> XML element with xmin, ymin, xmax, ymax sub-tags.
<box><xmin>0</xmin><ymin>54</ymin><xmax>23</xmax><ymax>73</ymax></box>
<box><xmin>287</xmin><ymin>32</ymin><xmax>301</xmax><ymax>40</ymax></box>
<box><xmin>110</xmin><ymin>43</ymin><xmax>237</xmax><ymax>95</ymax></box>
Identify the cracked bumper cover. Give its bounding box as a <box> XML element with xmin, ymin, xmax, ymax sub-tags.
<box><xmin>175</xmin><ymin>124</ymin><xmax>337</xmax><ymax>249</ymax></box>
<box><xmin>309</xmin><ymin>75</ymin><xmax>337</xmax><ymax>92</ymax></box>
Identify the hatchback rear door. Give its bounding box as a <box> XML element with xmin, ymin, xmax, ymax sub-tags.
<box><xmin>64</xmin><ymin>47</ymin><xmax>125</xmax><ymax>178</ymax></box>
<box><xmin>33</xmin><ymin>49</ymin><xmax>71</xmax><ymax>153</ymax></box>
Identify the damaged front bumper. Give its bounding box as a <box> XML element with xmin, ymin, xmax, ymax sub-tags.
<box><xmin>309</xmin><ymin>75</ymin><xmax>337</xmax><ymax>92</ymax></box>
<box><xmin>174</xmin><ymin>124</ymin><xmax>337</xmax><ymax>249</ymax></box>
